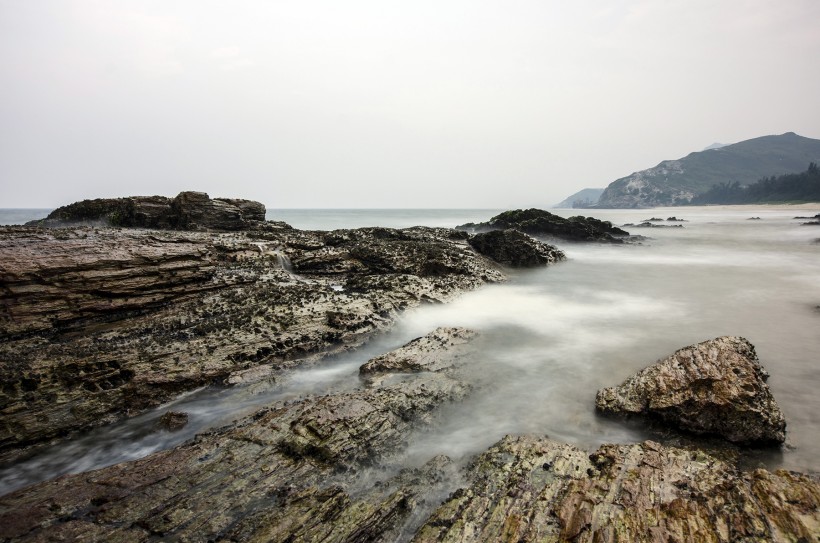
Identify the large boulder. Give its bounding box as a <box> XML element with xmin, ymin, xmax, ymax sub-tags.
<box><xmin>458</xmin><ymin>208</ymin><xmax>629</xmax><ymax>243</ymax></box>
<box><xmin>596</xmin><ymin>336</ymin><xmax>786</xmax><ymax>445</ymax></box>
<box><xmin>468</xmin><ymin>229</ymin><xmax>565</xmax><ymax>267</ymax></box>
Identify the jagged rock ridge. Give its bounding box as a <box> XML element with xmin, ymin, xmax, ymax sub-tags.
<box><xmin>413</xmin><ymin>435</ymin><xmax>820</xmax><ymax>542</ymax></box>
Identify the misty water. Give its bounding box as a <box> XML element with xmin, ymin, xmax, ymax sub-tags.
<box><xmin>2</xmin><ymin>205</ymin><xmax>820</xmax><ymax>497</ymax></box>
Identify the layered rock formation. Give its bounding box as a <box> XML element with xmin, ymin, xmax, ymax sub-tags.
<box><xmin>27</xmin><ymin>191</ymin><xmax>266</xmax><ymax>231</ymax></box>
<box><xmin>0</xmin><ymin>328</ymin><xmax>477</xmax><ymax>542</ymax></box>
<box><xmin>414</xmin><ymin>435</ymin><xmax>820</xmax><ymax>542</ymax></box>
<box><xmin>1</xmin><ymin>296</ymin><xmax>819</xmax><ymax>540</ymax></box>
<box><xmin>458</xmin><ymin>208</ymin><xmax>629</xmax><ymax>243</ymax></box>
<box><xmin>0</xmin><ymin>221</ymin><xmax>561</xmax><ymax>463</ymax></box>
<box><xmin>360</xmin><ymin>326</ymin><xmax>477</xmax><ymax>378</ymax></box>
<box><xmin>596</xmin><ymin>336</ymin><xmax>787</xmax><ymax>445</ymax></box>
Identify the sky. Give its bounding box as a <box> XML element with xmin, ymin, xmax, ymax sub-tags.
<box><xmin>1</xmin><ymin>1</ymin><xmax>819</xmax><ymax>209</ymax></box>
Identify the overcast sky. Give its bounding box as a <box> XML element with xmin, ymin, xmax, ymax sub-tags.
<box><xmin>1</xmin><ymin>1</ymin><xmax>819</xmax><ymax>209</ymax></box>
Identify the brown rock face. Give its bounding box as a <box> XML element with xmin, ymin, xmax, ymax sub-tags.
<box><xmin>0</xmin><ymin>224</ymin><xmax>507</xmax><ymax>463</ymax></box>
<box><xmin>595</xmin><ymin>336</ymin><xmax>787</xmax><ymax>445</ymax></box>
<box><xmin>413</xmin><ymin>435</ymin><xmax>820</xmax><ymax>543</ymax></box>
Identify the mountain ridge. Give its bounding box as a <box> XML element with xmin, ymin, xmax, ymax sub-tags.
<box><xmin>596</xmin><ymin>132</ymin><xmax>820</xmax><ymax>208</ymax></box>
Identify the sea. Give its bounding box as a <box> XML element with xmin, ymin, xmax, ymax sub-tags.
<box><xmin>1</xmin><ymin>205</ymin><xmax>820</xmax><ymax>496</ymax></box>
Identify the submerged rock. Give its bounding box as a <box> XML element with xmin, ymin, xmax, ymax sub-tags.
<box><xmin>157</xmin><ymin>411</ymin><xmax>189</xmax><ymax>431</ymax></box>
<box><xmin>458</xmin><ymin>208</ymin><xmax>629</xmax><ymax>243</ymax></box>
<box><xmin>467</xmin><ymin>229</ymin><xmax>565</xmax><ymax>268</ymax></box>
<box><xmin>413</xmin><ymin>435</ymin><xmax>820</xmax><ymax>542</ymax></box>
<box><xmin>595</xmin><ymin>336</ymin><xmax>786</xmax><ymax>445</ymax></box>
<box><xmin>27</xmin><ymin>191</ymin><xmax>266</xmax><ymax>231</ymax></box>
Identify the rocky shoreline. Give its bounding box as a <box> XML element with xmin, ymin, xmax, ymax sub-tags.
<box><xmin>2</xmin><ymin>198</ymin><xmax>570</xmax><ymax>465</ymax></box>
<box><xmin>1</xmin><ymin>195</ymin><xmax>818</xmax><ymax>541</ymax></box>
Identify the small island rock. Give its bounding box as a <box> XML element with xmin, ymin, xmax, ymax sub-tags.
<box><xmin>458</xmin><ymin>208</ymin><xmax>629</xmax><ymax>243</ymax></box>
<box><xmin>28</xmin><ymin>191</ymin><xmax>266</xmax><ymax>231</ymax></box>
<box><xmin>595</xmin><ymin>336</ymin><xmax>786</xmax><ymax>445</ymax></box>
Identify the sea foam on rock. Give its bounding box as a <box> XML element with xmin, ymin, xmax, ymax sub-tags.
<box><xmin>595</xmin><ymin>336</ymin><xmax>787</xmax><ymax>445</ymax></box>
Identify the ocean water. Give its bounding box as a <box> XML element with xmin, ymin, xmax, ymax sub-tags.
<box><xmin>1</xmin><ymin>205</ymin><xmax>820</xmax><ymax>496</ymax></box>
<box><xmin>0</xmin><ymin>209</ymin><xmax>52</xmax><ymax>225</ymax></box>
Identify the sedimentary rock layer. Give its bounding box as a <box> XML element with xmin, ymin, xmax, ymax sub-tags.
<box><xmin>0</xmin><ymin>328</ymin><xmax>477</xmax><ymax>542</ymax></box>
<box><xmin>1</xmin><ymin>223</ymin><xmax>548</xmax><ymax>462</ymax></box>
<box><xmin>414</xmin><ymin>435</ymin><xmax>820</xmax><ymax>542</ymax></box>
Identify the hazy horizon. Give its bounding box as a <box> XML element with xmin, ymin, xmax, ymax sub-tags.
<box><xmin>2</xmin><ymin>1</ymin><xmax>819</xmax><ymax>208</ymax></box>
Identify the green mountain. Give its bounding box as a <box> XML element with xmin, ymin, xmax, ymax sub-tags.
<box><xmin>552</xmin><ymin>188</ymin><xmax>605</xmax><ymax>208</ymax></box>
<box><xmin>597</xmin><ymin>132</ymin><xmax>820</xmax><ymax>208</ymax></box>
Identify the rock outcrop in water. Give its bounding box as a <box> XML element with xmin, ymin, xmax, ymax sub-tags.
<box><xmin>467</xmin><ymin>229</ymin><xmax>566</xmax><ymax>267</ymax></box>
<box><xmin>0</xmin><ymin>328</ymin><xmax>477</xmax><ymax>541</ymax></box>
<box><xmin>27</xmin><ymin>191</ymin><xmax>267</xmax><ymax>231</ymax></box>
<box><xmin>458</xmin><ymin>208</ymin><xmax>629</xmax><ymax>243</ymax></box>
<box><xmin>413</xmin><ymin>435</ymin><xmax>820</xmax><ymax>542</ymax></box>
<box><xmin>0</xmin><ymin>216</ymin><xmax>562</xmax><ymax>463</ymax></box>
<box><xmin>595</xmin><ymin>336</ymin><xmax>787</xmax><ymax>445</ymax></box>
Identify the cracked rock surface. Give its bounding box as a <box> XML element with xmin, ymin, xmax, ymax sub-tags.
<box><xmin>0</xmin><ymin>223</ymin><xmax>522</xmax><ymax>463</ymax></box>
<box><xmin>413</xmin><ymin>435</ymin><xmax>820</xmax><ymax>543</ymax></box>
<box><xmin>0</xmin><ymin>328</ymin><xmax>479</xmax><ymax>542</ymax></box>
<box><xmin>596</xmin><ymin>336</ymin><xmax>787</xmax><ymax>445</ymax></box>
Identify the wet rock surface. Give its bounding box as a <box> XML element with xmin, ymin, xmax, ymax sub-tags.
<box><xmin>458</xmin><ymin>208</ymin><xmax>629</xmax><ymax>243</ymax></box>
<box><xmin>413</xmin><ymin>435</ymin><xmax>820</xmax><ymax>543</ymax></box>
<box><xmin>0</xmin><ymin>329</ymin><xmax>476</xmax><ymax>542</ymax></box>
<box><xmin>360</xmin><ymin>327</ymin><xmax>477</xmax><ymax>378</ymax></box>
<box><xmin>27</xmin><ymin>191</ymin><xmax>267</xmax><ymax>231</ymax></box>
<box><xmin>467</xmin><ymin>229</ymin><xmax>566</xmax><ymax>267</ymax></box>
<box><xmin>0</xmin><ymin>223</ymin><xmax>507</xmax><ymax>462</ymax></box>
<box><xmin>596</xmin><ymin>336</ymin><xmax>787</xmax><ymax>445</ymax></box>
